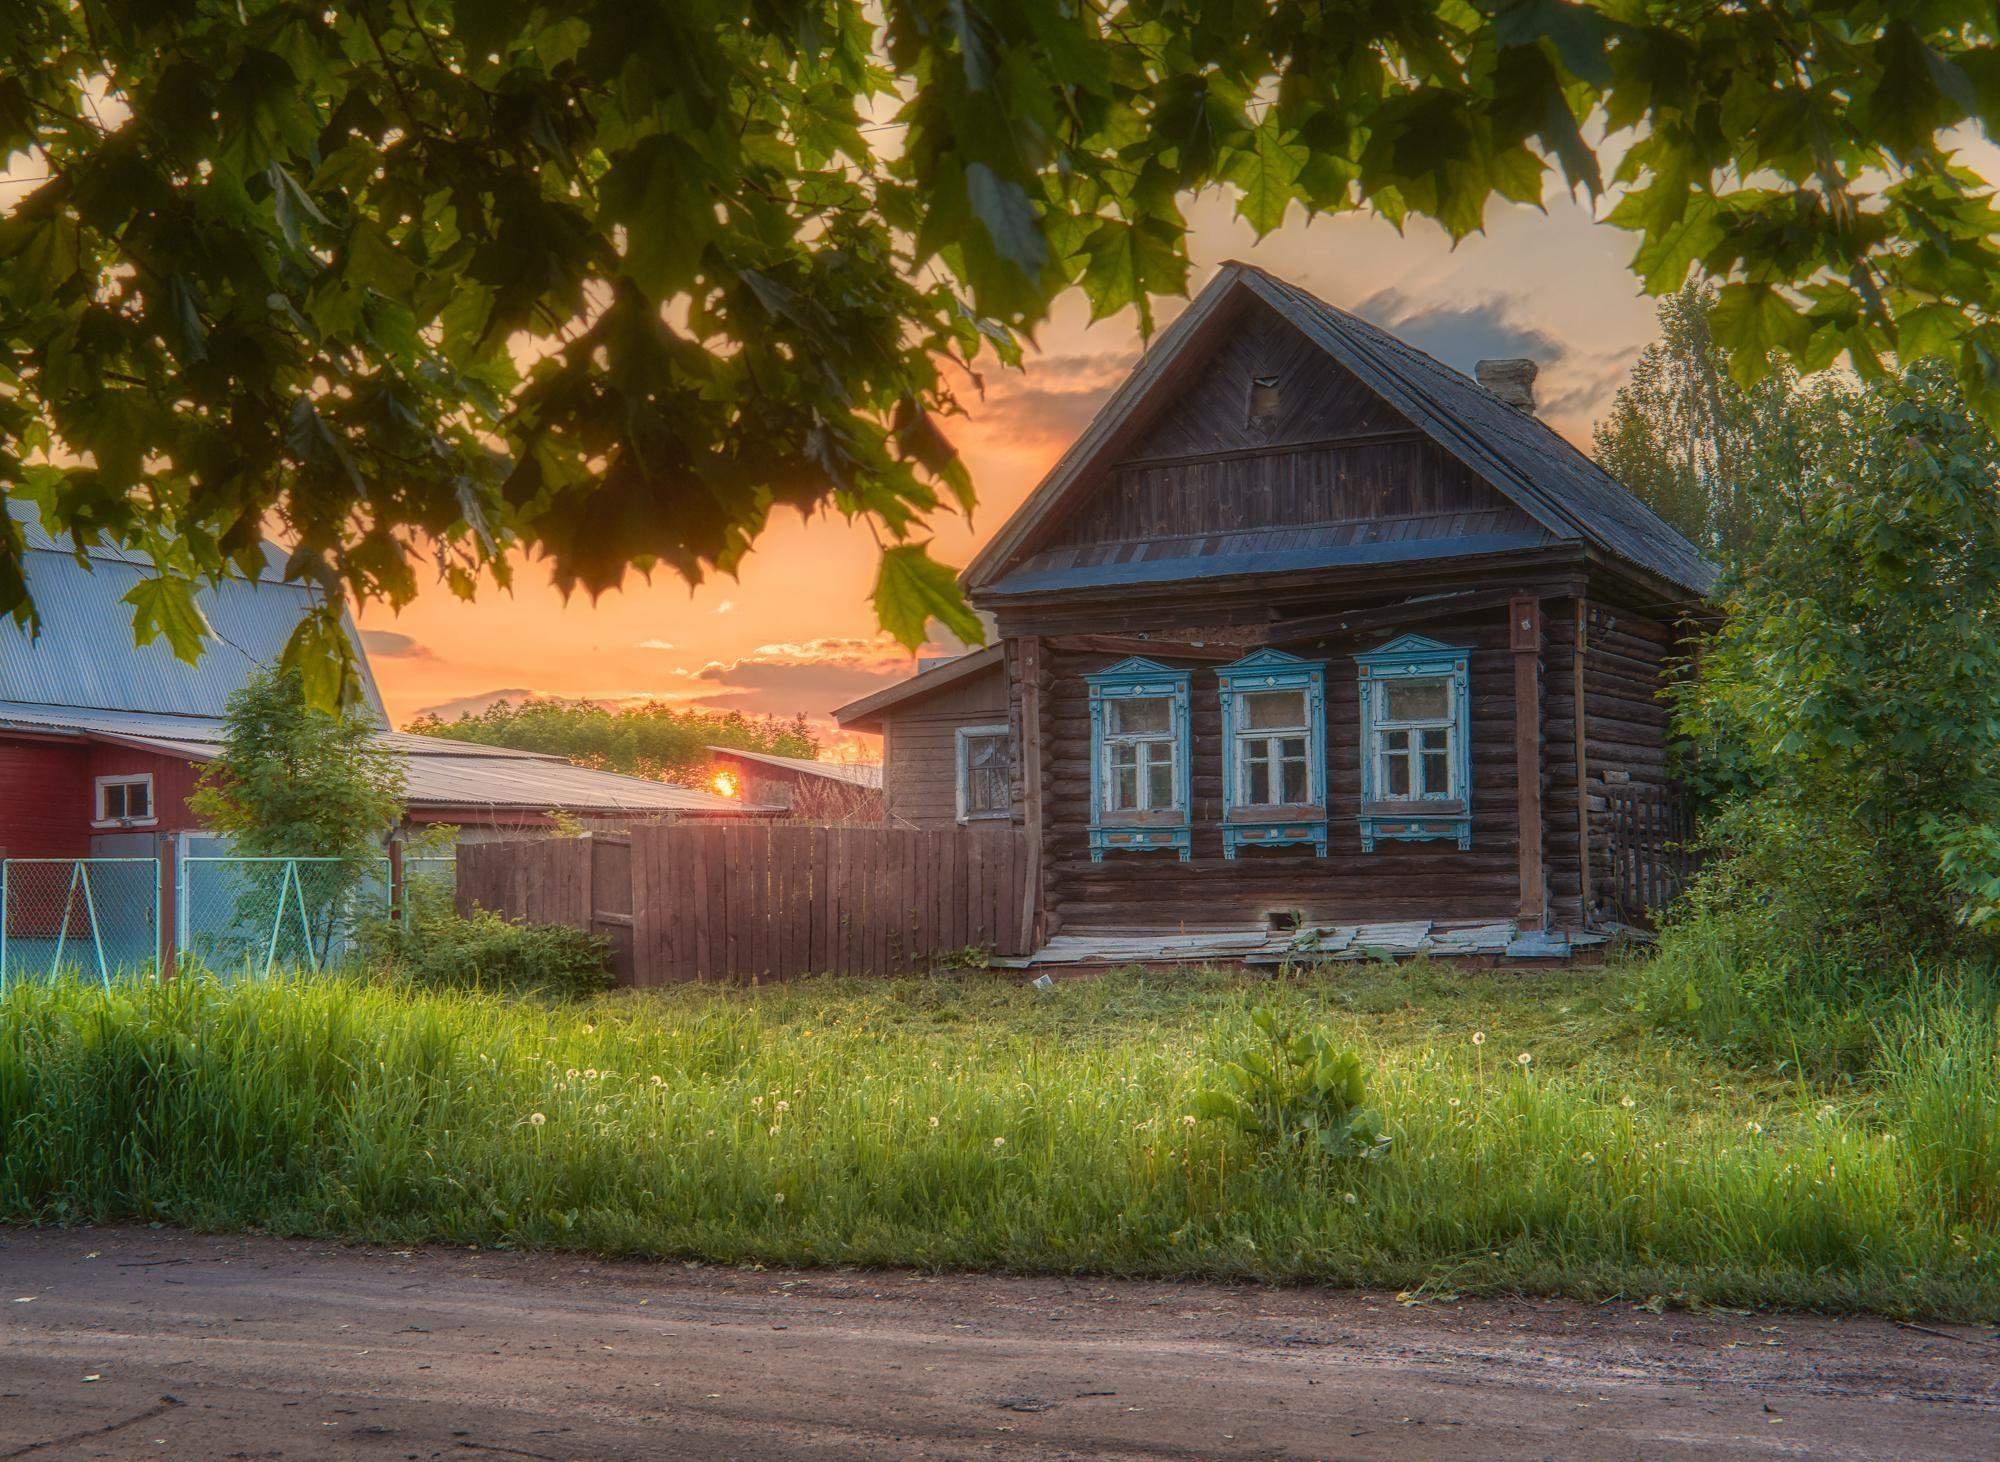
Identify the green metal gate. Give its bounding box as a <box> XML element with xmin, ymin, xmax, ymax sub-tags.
<box><xmin>0</xmin><ymin>857</ymin><xmax>162</xmax><ymax>989</ymax></box>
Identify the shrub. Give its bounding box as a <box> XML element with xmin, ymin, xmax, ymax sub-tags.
<box><xmin>362</xmin><ymin>907</ymin><xmax>613</xmax><ymax>1000</ymax></box>
<box><xmin>1195</xmin><ymin>1009</ymin><xmax>1388</xmax><ymax>1164</ymax></box>
<box><xmin>1880</xmin><ymin>977</ymin><xmax>2000</xmax><ymax>1228</ymax></box>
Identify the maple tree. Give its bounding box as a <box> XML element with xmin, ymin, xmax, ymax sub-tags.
<box><xmin>4</xmin><ymin>2</ymin><xmax>1999</xmax><ymax>702</ymax></box>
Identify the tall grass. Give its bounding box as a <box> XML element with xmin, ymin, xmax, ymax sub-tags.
<box><xmin>3</xmin><ymin>966</ymin><xmax>1997</xmax><ymax>1320</ymax></box>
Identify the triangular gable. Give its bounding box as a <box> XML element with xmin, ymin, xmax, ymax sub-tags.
<box><xmin>1217</xmin><ymin>647</ymin><xmax>1319</xmax><ymax>674</ymax></box>
<box><xmin>962</xmin><ymin>264</ymin><xmax>1714</xmax><ymax>599</ymax></box>
<box><xmin>1359</xmin><ymin>633</ymin><xmax>1459</xmax><ymax>660</ymax></box>
<box><xmin>1086</xmin><ymin>655</ymin><xmax>1180</xmax><ymax>681</ymax></box>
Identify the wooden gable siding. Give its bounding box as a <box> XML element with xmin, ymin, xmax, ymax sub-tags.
<box><xmin>1021</xmin><ymin>605</ymin><xmax>1534</xmax><ymax>932</ymax></box>
<box><xmin>879</xmin><ymin>658</ymin><xmax>1011</xmax><ymax>830</ymax></box>
<box><xmin>1035</xmin><ymin>307</ymin><xmax>1516</xmax><ymax>554</ymax></box>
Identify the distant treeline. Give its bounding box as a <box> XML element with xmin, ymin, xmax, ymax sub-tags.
<box><xmin>406</xmin><ymin>700</ymin><xmax>819</xmax><ymax>784</ymax></box>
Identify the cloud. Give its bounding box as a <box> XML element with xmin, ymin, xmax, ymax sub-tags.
<box><xmin>636</xmin><ymin>638</ymin><xmax>677</xmax><ymax>651</ymax></box>
<box><xmin>714</xmin><ymin>600</ymin><xmax>735</xmax><ymax>615</ymax></box>
<box><xmin>360</xmin><ymin>629</ymin><xmax>436</xmax><ymax>660</ymax></box>
<box><xmin>1349</xmin><ymin>287</ymin><xmax>1635</xmax><ymax>434</ymax></box>
<box><xmin>959</xmin><ymin>348</ymin><xmax>1138</xmax><ymax>446</ymax></box>
<box><xmin>690</xmin><ymin>634</ymin><xmax>928</xmax><ymax>717</ymax></box>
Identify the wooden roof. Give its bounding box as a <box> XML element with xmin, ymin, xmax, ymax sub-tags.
<box><xmin>962</xmin><ymin>263</ymin><xmax>1716</xmax><ymax>601</ymax></box>
<box><xmin>831</xmin><ymin>644</ymin><xmax>1005</xmax><ymax>731</ymax></box>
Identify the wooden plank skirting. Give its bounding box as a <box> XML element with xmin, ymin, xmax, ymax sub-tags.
<box><xmin>459</xmin><ymin>825</ymin><xmax>1031</xmax><ymax>983</ymax></box>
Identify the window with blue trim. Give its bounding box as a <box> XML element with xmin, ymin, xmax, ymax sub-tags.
<box><xmin>1085</xmin><ymin>658</ymin><xmax>1192</xmax><ymax>860</ymax></box>
<box><xmin>1217</xmin><ymin>649</ymin><xmax>1328</xmax><ymax>857</ymax></box>
<box><xmin>1354</xmin><ymin>634</ymin><xmax>1471</xmax><ymax>852</ymax></box>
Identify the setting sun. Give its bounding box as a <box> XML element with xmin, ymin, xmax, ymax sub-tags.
<box><xmin>710</xmin><ymin>769</ymin><xmax>740</xmax><ymax>799</ymax></box>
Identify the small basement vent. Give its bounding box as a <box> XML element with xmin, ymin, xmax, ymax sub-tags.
<box><xmin>1247</xmin><ymin>374</ymin><xmax>1281</xmax><ymax>430</ymax></box>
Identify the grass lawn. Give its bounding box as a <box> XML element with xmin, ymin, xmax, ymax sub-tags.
<box><xmin>3</xmin><ymin>960</ymin><xmax>1996</xmax><ymax>1321</ymax></box>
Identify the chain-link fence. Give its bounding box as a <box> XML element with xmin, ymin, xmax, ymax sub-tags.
<box><xmin>177</xmin><ymin>856</ymin><xmax>390</xmax><ymax>980</ymax></box>
<box><xmin>0</xmin><ymin>858</ymin><xmax>161</xmax><ymax>989</ymax></box>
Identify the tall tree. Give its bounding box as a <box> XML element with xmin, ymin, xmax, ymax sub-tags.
<box><xmin>6</xmin><ymin>3</ymin><xmax>2000</xmax><ymax>701</ymax></box>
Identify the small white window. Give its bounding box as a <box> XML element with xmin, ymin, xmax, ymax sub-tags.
<box><xmin>1102</xmin><ymin>695</ymin><xmax>1179</xmax><ymax>813</ymax></box>
<box><xmin>955</xmin><ymin>725</ymin><xmax>1012</xmax><ymax>822</ymax></box>
<box><xmin>94</xmin><ymin>774</ymin><xmax>156</xmax><ymax>827</ymax></box>
<box><xmin>1233</xmin><ymin>687</ymin><xmax>1315</xmax><ymax>807</ymax></box>
<box><xmin>1373</xmin><ymin>677</ymin><xmax>1458</xmax><ymax>800</ymax></box>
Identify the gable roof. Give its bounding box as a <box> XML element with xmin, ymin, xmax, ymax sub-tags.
<box><xmin>831</xmin><ymin>643</ymin><xmax>1005</xmax><ymax>732</ymax></box>
<box><xmin>963</xmin><ymin>263</ymin><xmax>1715</xmax><ymax>601</ymax></box>
<box><xmin>3</xmin><ymin>500</ymin><xmax>388</xmax><ymax>724</ymax></box>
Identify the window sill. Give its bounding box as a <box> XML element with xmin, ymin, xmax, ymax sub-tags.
<box><xmin>956</xmin><ymin>810</ymin><xmax>1012</xmax><ymax>824</ymax></box>
<box><xmin>91</xmin><ymin>819</ymin><xmax>159</xmax><ymax>830</ymax></box>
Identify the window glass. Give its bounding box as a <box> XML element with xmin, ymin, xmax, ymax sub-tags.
<box><xmin>961</xmin><ymin>732</ymin><xmax>1010</xmax><ymax>816</ymax></box>
<box><xmin>1107</xmin><ymin>696</ymin><xmax>1171</xmax><ymax>736</ymax></box>
<box><xmin>100</xmin><ymin>779</ymin><xmax>151</xmax><ymax>820</ymax></box>
<box><xmin>1382</xmin><ymin>678</ymin><xmax>1450</xmax><ymax>722</ymax></box>
<box><xmin>1242</xmin><ymin>689</ymin><xmax>1307</xmax><ymax>731</ymax></box>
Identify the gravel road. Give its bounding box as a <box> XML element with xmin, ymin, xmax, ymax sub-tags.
<box><xmin>3</xmin><ymin>1226</ymin><xmax>1997</xmax><ymax>1458</ymax></box>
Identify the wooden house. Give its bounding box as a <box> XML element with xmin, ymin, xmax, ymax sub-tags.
<box><xmin>838</xmin><ymin>263</ymin><xmax>1713</xmax><ymax>959</ymax></box>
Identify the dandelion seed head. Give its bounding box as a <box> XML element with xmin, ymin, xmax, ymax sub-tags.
<box><xmin>528</xmin><ymin>1112</ymin><xmax>546</xmax><ymax>1127</ymax></box>
<box><xmin>1471</xmin><ymin>1032</ymin><xmax>1485</xmax><ymax>1045</ymax></box>
<box><xmin>1516</xmin><ymin>1051</ymin><xmax>1533</xmax><ymax>1066</ymax></box>
<box><xmin>992</xmin><ymin>1136</ymin><xmax>1006</xmax><ymax>1148</ymax></box>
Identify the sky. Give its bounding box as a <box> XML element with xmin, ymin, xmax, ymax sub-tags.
<box><xmin>358</xmin><ymin>186</ymin><xmax>1668</xmax><ymax>756</ymax></box>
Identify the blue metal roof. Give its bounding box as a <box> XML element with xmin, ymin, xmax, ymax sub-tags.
<box><xmin>2</xmin><ymin>501</ymin><xmax>386</xmax><ymax>722</ymax></box>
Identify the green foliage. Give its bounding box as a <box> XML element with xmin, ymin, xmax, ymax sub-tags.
<box><xmin>7</xmin><ymin>4</ymin><xmax>2000</xmax><ymax>697</ymax></box>
<box><xmin>404</xmin><ymin>700</ymin><xmax>816</xmax><ymax>785</ymax></box>
<box><xmin>1674</xmin><ymin>365</ymin><xmax>2000</xmax><ymax>950</ymax></box>
<box><xmin>361</xmin><ymin>906</ymin><xmax>613</xmax><ymax>1002</ymax></box>
<box><xmin>189</xmin><ymin>667</ymin><xmax>404</xmax><ymax>864</ymax></box>
<box><xmin>5</xmin><ymin>964</ymin><xmax>2000</xmax><ymax>1320</ymax></box>
<box><xmin>1591</xmin><ymin>285</ymin><xmax>1845</xmax><ymax>564</ymax></box>
<box><xmin>1196</xmin><ymin>1009</ymin><xmax>1388</xmax><ymax>1164</ymax></box>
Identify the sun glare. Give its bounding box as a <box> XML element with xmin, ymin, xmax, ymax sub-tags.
<box><xmin>711</xmin><ymin>769</ymin><xmax>740</xmax><ymax>798</ymax></box>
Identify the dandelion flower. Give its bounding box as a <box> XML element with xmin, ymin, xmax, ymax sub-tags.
<box><xmin>1516</xmin><ymin>1051</ymin><xmax>1533</xmax><ymax>1067</ymax></box>
<box><xmin>1182</xmin><ymin>1114</ymin><xmax>1197</xmax><ymax>1127</ymax></box>
<box><xmin>992</xmin><ymin>1136</ymin><xmax>1007</xmax><ymax>1148</ymax></box>
<box><xmin>584</xmin><ymin>1069</ymin><xmax>599</xmax><ymax>1080</ymax></box>
<box><xmin>1745</xmin><ymin>1120</ymin><xmax>1763</xmax><ymax>1135</ymax></box>
<box><xmin>928</xmin><ymin>1116</ymin><xmax>940</xmax><ymax>1129</ymax></box>
<box><xmin>1448</xmin><ymin>1097</ymin><xmax>1461</xmax><ymax>1108</ymax></box>
<box><xmin>528</xmin><ymin>1113</ymin><xmax>546</xmax><ymax>1127</ymax></box>
<box><xmin>1471</xmin><ymin>1031</ymin><xmax>1485</xmax><ymax>1046</ymax></box>
<box><xmin>651</xmin><ymin>1075</ymin><xmax>665</xmax><ymax>1087</ymax></box>
<box><xmin>751</xmin><ymin>1095</ymin><xmax>764</xmax><ymax>1108</ymax></box>
<box><xmin>582</xmin><ymin>1024</ymin><xmax>595</xmax><ymax>1034</ymax></box>
<box><xmin>1341</xmin><ymin>1191</ymin><xmax>1359</xmax><ymax>1205</ymax></box>
<box><xmin>776</xmin><ymin>1100</ymin><xmax>790</xmax><ymax>1113</ymax></box>
<box><xmin>566</xmin><ymin>1069</ymin><xmax>579</xmax><ymax>1080</ymax></box>
<box><xmin>1620</xmin><ymin>1095</ymin><xmax>1636</xmax><ymax>1109</ymax></box>
<box><xmin>773</xmin><ymin>1192</ymin><xmax>785</xmax><ymax>1205</ymax></box>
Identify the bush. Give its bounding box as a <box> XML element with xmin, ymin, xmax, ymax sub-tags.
<box><xmin>362</xmin><ymin>907</ymin><xmax>613</xmax><ymax>1000</ymax></box>
<box><xmin>1195</xmin><ymin>1009</ymin><xmax>1388</xmax><ymax>1164</ymax></box>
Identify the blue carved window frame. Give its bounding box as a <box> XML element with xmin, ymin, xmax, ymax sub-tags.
<box><xmin>1354</xmin><ymin>634</ymin><xmax>1472</xmax><ymax>852</ymax></box>
<box><xmin>1217</xmin><ymin>649</ymin><xmax>1328</xmax><ymax>858</ymax></box>
<box><xmin>1085</xmin><ymin>657</ymin><xmax>1192</xmax><ymax>861</ymax></box>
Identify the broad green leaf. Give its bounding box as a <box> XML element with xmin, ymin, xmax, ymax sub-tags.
<box><xmin>1710</xmin><ymin>283</ymin><xmax>1810</xmax><ymax>387</ymax></box>
<box><xmin>872</xmin><ymin>542</ymin><xmax>983</xmax><ymax>650</ymax></box>
<box><xmin>1225</xmin><ymin>116</ymin><xmax>1306</xmax><ymax>236</ymax></box>
<box><xmin>124</xmin><ymin>575</ymin><xmax>213</xmax><ymax>666</ymax></box>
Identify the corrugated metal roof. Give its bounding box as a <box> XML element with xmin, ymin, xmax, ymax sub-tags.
<box><xmin>707</xmin><ymin>745</ymin><xmax>884</xmax><ymax>789</ymax></box>
<box><xmin>0</xmin><ymin>700</ymin><xmax>767</xmax><ymax>815</ymax></box>
<box><xmin>982</xmin><ymin>513</ymin><xmax>1553</xmax><ymax>598</ymax></box>
<box><xmin>3</xmin><ymin>500</ymin><xmax>387</xmax><ymax>721</ymax></box>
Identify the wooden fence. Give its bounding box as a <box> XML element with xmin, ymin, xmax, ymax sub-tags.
<box><xmin>457</xmin><ymin>824</ymin><xmax>1028</xmax><ymax>983</ymax></box>
<box><xmin>1605</xmin><ymin>785</ymin><xmax>1697</xmax><ymax>925</ymax></box>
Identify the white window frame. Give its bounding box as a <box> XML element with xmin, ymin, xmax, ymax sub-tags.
<box><xmin>1371</xmin><ymin>677</ymin><xmax>1460</xmax><ymax>802</ymax></box>
<box><xmin>954</xmin><ymin>724</ymin><xmax>1013</xmax><ymax>823</ymax></box>
<box><xmin>1099</xmin><ymin>694</ymin><xmax>1182</xmax><ymax>816</ymax></box>
<box><xmin>1229</xmin><ymin>685</ymin><xmax>1319</xmax><ymax>809</ymax></box>
<box><xmin>93</xmin><ymin>772</ymin><xmax>157</xmax><ymax>828</ymax></box>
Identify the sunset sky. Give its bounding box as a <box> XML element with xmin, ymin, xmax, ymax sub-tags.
<box><xmin>358</xmin><ymin>186</ymin><xmax>1669</xmax><ymax>754</ymax></box>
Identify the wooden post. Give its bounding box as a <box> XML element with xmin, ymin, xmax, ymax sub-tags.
<box><xmin>158</xmin><ymin>832</ymin><xmax>177</xmax><ymax>981</ymax></box>
<box><xmin>1012</xmin><ymin>635</ymin><xmax>1047</xmax><ymax>953</ymax></box>
<box><xmin>1572</xmin><ymin>596</ymin><xmax>1592</xmax><ymax>927</ymax></box>
<box><xmin>386</xmin><ymin>836</ymin><xmax>405</xmax><ymax>925</ymax></box>
<box><xmin>1510</xmin><ymin>596</ymin><xmax>1546</xmax><ymax>930</ymax></box>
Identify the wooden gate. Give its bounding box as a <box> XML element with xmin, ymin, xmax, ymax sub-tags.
<box><xmin>1604</xmin><ymin>785</ymin><xmax>1697</xmax><ymax>925</ymax></box>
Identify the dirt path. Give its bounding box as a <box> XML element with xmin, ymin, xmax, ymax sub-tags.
<box><xmin>2</xmin><ymin>1228</ymin><xmax>1997</xmax><ymax>1459</ymax></box>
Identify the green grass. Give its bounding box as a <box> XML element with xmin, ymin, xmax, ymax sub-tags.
<box><xmin>3</xmin><ymin>960</ymin><xmax>1997</xmax><ymax>1320</ymax></box>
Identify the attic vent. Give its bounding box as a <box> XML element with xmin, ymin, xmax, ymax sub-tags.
<box><xmin>1246</xmin><ymin>374</ymin><xmax>1281</xmax><ymax>430</ymax></box>
<box><xmin>1475</xmin><ymin>358</ymin><xmax>1538</xmax><ymax>413</ymax></box>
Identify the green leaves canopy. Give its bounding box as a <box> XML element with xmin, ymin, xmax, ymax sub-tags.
<box><xmin>5</xmin><ymin>2</ymin><xmax>2000</xmax><ymax>701</ymax></box>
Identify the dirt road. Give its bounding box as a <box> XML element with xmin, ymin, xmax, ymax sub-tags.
<box><xmin>2</xmin><ymin>1227</ymin><xmax>1996</xmax><ymax>1459</ymax></box>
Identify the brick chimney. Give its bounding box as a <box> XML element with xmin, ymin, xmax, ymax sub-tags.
<box><xmin>1475</xmin><ymin>358</ymin><xmax>1538</xmax><ymax>413</ymax></box>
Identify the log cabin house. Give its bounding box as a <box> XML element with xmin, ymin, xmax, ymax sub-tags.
<box><xmin>836</xmin><ymin>263</ymin><xmax>1713</xmax><ymax>963</ymax></box>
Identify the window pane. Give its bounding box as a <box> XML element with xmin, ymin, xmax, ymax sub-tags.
<box><xmin>1108</xmin><ymin>696</ymin><xmax>1171</xmax><ymax>735</ymax></box>
<box><xmin>1248</xmin><ymin>757</ymin><xmax>1270</xmax><ymax>805</ymax></box>
<box><xmin>1280</xmin><ymin>757</ymin><xmax>1309</xmax><ymax>804</ymax></box>
<box><xmin>1112</xmin><ymin>764</ymin><xmax>1139</xmax><ymax>810</ymax></box>
<box><xmin>1383</xmin><ymin>728</ymin><xmax>1410</xmax><ymax>752</ymax></box>
<box><xmin>1383</xmin><ymin>679</ymin><xmax>1450</xmax><ymax>722</ymax></box>
<box><xmin>103</xmin><ymin>785</ymin><xmax>125</xmax><ymax>818</ymax></box>
<box><xmin>1242</xmin><ymin>689</ymin><xmax>1307</xmax><ymax>731</ymax></box>
<box><xmin>127</xmin><ymin>782</ymin><xmax>150</xmax><ymax>817</ymax></box>
<box><xmin>967</xmin><ymin>733</ymin><xmax>1008</xmax><ymax>770</ymax></box>
<box><xmin>1385</xmin><ymin>749</ymin><xmax>1411</xmax><ymax>797</ymax></box>
<box><xmin>1146</xmin><ymin>758</ymin><xmax>1174</xmax><ymax>810</ymax></box>
<box><xmin>1110</xmin><ymin>742</ymin><xmax>1137</xmax><ymax>772</ymax></box>
<box><xmin>1422</xmin><ymin>749</ymin><xmax>1450</xmax><ymax>794</ymax></box>
<box><xmin>1419</xmin><ymin>727</ymin><xmax>1449</xmax><ymax>751</ymax></box>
